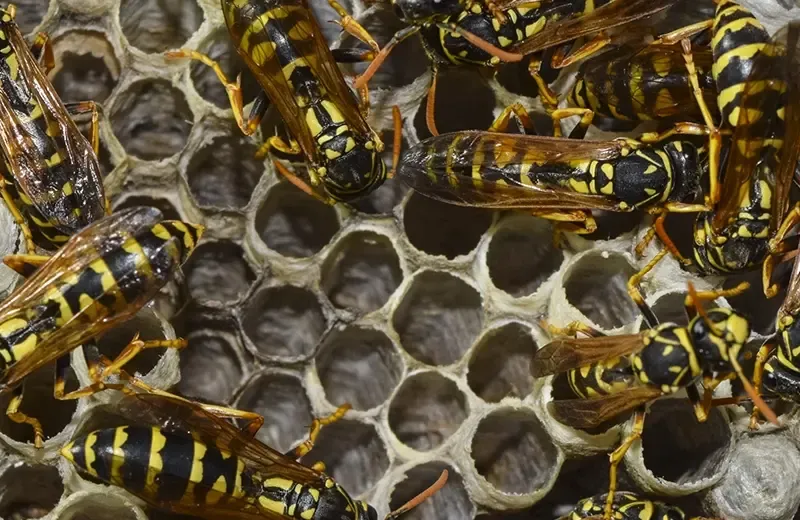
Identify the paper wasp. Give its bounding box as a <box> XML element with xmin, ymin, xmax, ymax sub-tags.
<box><xmin>0</xmin><ymin>4</ymin><xmax>108</xmax><ymax>252</ymax></box>
<box><xmin>561</xmin><ymin>491</ymin><xmax>716</xmax><ymax>520</ymax></box>
<box><xmin>531</xmin><ymin>281</ymin><xmax>771</xmax><ymax>520</ymax></box>
<box><xmin>61</xmin><ymin>384</ymin><xmax>447</xmax><ymax>520</ymax></box>
<box><xmin>167</xmin><ymin>0</ymin><xmax>402</xmax><ymax>205</ymax></box>
<box><xmin>0</xmin><ymin>206</ymin><xmax>203</xmax><ymax>447</ymax></box>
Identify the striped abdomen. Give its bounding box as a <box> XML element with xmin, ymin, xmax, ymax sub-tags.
<box><xmin>566</xmin><ymin>357</ymin><xmax>634</xmax><ymax>399</ymax></box>
<box><xmin>566</xmin><ymin>492</ymin><xmax>685</xmax><ymax>520</ymax></box>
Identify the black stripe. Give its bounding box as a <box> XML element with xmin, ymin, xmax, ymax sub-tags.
<box><xmin>119</xmin><ymin>426</ymin><xmax>153</xmax><ymax>492</ymax></box>
<box><xmin>156</xmin><ymin>430</ymin><xmax>194</xmax><ymax>502</ymax></box>
<box><xmin>92</xmin><ymin>428</ymin><xmax>116</xmax><ymax>483</ymax></box>
<box><xmin>195</xmin><ymin>443</ymin><xmax>240</xmax><ymax>504</ymax></box>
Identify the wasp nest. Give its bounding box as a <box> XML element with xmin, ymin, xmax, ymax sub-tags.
<box><xmin>1</xmin><ymin>0</ymin><xmax>800</xmax><ymax>519</ymax></box>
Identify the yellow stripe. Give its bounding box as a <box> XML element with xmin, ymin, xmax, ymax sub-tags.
<box><xmin>146</xmin><ymin>427</ymin><xmax>166</xmax><ymax>489</ymax></box>
<box><xmin>110</xmin><ymin>427</ymin><xmax>129</xmax><ymax>484</ymax></box>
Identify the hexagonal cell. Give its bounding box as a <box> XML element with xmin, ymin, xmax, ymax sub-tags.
<box><xmin>404</xmin><ymin>193</ymin><xmax>492</xmax><ymax>259</ymax></box>
<box><xmin>10</xmin><ymin>0</ymin><xmax>48</xmax><ymax>34</ymax></box>
<box><xmin>254</xmin><ymin>183</ymin><xmax>340</xmax><ymax>257</ymax></box>
<box><xmin>467</xmin><ymin>323</ymin><xmax>537</xmax><ymax>402</ymax></box>
<box><xmin>187</xmin><ymin>134</ymin><xmax>263</xmax><ymax>210</ymax></box>
<box><xmin>184</xmin><ymin>240</ymin><xmax>255</xmax><ymax>303</ymax></box>
<box><xmin>176</xmin><ymin>331</ymin><xmax>244</xmax><ymax>404</ymax></box>
<box><xmin>639</xmin><ymin>399</ymin><xmax>731</xmax><ymax>485</ymax></box>
<box><xmin>388</xmin><ymin>371</ymin><xmax>468</xmax><ymax>451</ymax></box>
<box><xmin>235</xmin><ymin>371</ymin><xmax>312</xmax><ymax>453</ymax></box>
<box><xmin>95</xmin><ymin>308</ymin><xmax>171</xmax><ymax>377</ymax></box>
<box><xmin>486</xmin><ymin>216</ymin><xmax>563</xmax><ymax>297</ymax></box>
<box><xmin>471</xmin><ymin>408</ymin><xmax>560</xmax><ymax>495</ymax></box>
<box><xmin>563</xmin><ymin>252</ymin><xmax>640</xmax><ymax>329</ymax></box>
<box><xmin>389</xmin><ymin>462</ymin><xmax>475</xmax><ymax>520</ymax></box>
<box><xmin>350</xmin><ymin>172</ymin><xmax>409</xmax><ymax>215</ymax></box>
<box><xmin>0</xmin><ymin>463</ymin><xmax>63</xmax><ymax>518</ymax></box>
<box><xmin>317</xmin><ymin>326</ymin><xmax>404</xmax><ymax>411</ymax></box>
<box><xmin>0</xmin><ymin>363</ymin><xmax>76</xmax><ymax>445</ymax></box>
<box><xmin>110</xmin><ymin>79</ymin><xmax>192</xmax><ymax>160</ymax></box>
<box><xmin>119</xmin><ymin>0</ymin><xmax>203</xmax><ymax>54</ymax></box>
<box><xmin>50</xmin><ymin>31</ymin><xmax>120</xmax><ymax>104</ymax></box>
<box><xmin>393</xmin><ymin>271</ymin><xmax>482</xmax><ymax>366</ymax></box>
<box><xmin>648</xmin><ymin>291</ymin><xmax>690</xmax><ymax>327</ymax></box>
<box><xmin>413</xmin><ymin>68</ymin><xmax>495</xmax><ymax>139</ymax></box>
<box><xmin>321</xmin><ymin>231</ymin><xmax>402</xmax><ymax>313</ymax></box>
<box><xmin>114</xmin><ymin>195</ymin><xmax>182</xmax><ymax>221</ymax></box>
<box><xmin>301</xmin><ymin>419</ymin><xmax>389</xmax><ymax>497</ymax></box>
<box><xmin>190</xmin><ymin>28</ymin><xmax>262</xmax><ymax>108</ymax></box>
<box><xmin>240</xmin><ymin>285</ymin><xmax>327</xmax><ymax>362</ymax></box>
<box><xmin>56</xmin><ymin>493</ymin><xmax>140</xmax><ymax>520</ymax></box>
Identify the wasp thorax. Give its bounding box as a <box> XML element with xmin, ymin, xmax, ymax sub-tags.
<box><xmin>690</xmin><ymin>308</ymin><xmax>750</xmax><ymax>373</ymax></box>
<box><xmin>323</xmin><ymin>141</ymin><xmax>387</xmax><ymax>202</ymax></box>
<box><xmin>632</xmin><ymin>323</ymin><xmax>700</xmax><ymax>393</ymax></box>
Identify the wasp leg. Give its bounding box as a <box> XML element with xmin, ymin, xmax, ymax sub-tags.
<box><xmin>528</xmin><ymin>57</ymin><xmax>559</xmax><ymax>114</ymax></box>
<box><xmin>637</xmin><ymin>210</ymin><xmax>693</xmax><ymax>265</ymax></box>
<box><xmin>52</xmin><ymin>350</ymin><xmax>128</xmax><ymax>401</ymax></box>
<box><xmin>96</xmin><ymin>334</ymin><xmax>188</xmax><ymax>382</ymax></box>
<box><xmin>541</xmin><ymin>320</ymin><xmax>606</xmax><ymax>338</ymax></box>
<box><xmin>326</xmin><ymin>0</ymin><xmax>379</xmax><ymax>53</ymax></box>
<box><xmin>389</xmin><ymin>105</ymin><xmax>402</xmax><ymax>179</ymax></box>
<box><xmin>0</xmin><ymin>183</ymin><xmax>36</xmax><ymax>253</ymax></box>
<box><xmin>255</xmin><ymin>135</ymin><xmax>303</xmax><ymax>160</ymax></box>
<box><xmin>684</xmin><ymin>282</ymin><xmax>750</xmax><ymax>316</ymax></box>
<box><xmin>290</xmin><ymin>404</ymin><xmax>352</xmax><ymax>459</ymax></box>
<box><xmin>532</xmin><ymin>210</ymin><xmax>596</xmax><ymax>247</ymax></box>
<box><xmin>627</xmin><ymin>248</ymin><xmax>669</xmax><ymax>326</ymax></box>
<box><xmin>272</xmin><ymin>159</ymin><xmax>335</xmax><ymax>205</ymax></box>
<box><xmin>426</xmin><ymin>64</ymin><xmax>441</xmax><ymax>137</ymax></box>
<box><xmin>749</xmin><ymin>343</ymin><xmax>777</xmax><ymax>429</ymax></box>
<box><xmin>29</xmin><ymin>32</ymin><xmax>54</xmax><ymax>74</ymax></box>
<box><xmin>489</xmin><ymin>103</ymin><xmax>537</xmax><ymax>134</ymax></box>
<box><xmin>551</xmin><ymin>31</ymin><xmax>612</xmax><ymax>69</ymax></box>
<box><xmin>551</xmin><ymin>108</ymin><xmax>595</xmax><ymax>140</ymax></box>
<box><xmin>354</xmin><ymin>25</ymin><xmax>420</xmax><ymax>91</ymax></box>
<box><xmin>6</xmin><ymin>383</ymin><xmax>45</xmax><ymax>448</ymax></box>
<box><xmin>604</xmin><ymin>409</ymin><xmax>646</xmax><ymax>520</ymax></box>
<box><xmin>765</xmin><ymin>203</ymin><xmax>800</xmax><ymax>298</ymax></box>
<box><xmin>165</xmin><ymin>50</ymin><xmax>267</xmax><ymax>136</ymax></box>
<box><xmin>3</xmin><ymin>253</ymin><xmax>48</xmax><ymax>277</ymax></box>
<box><xmin>330</xmin><ymin>48</ymin><xmax>376</xmax><ymax>63</ymax></box>
<box><xmin>63</xmin><ymin>101</ymin><xmax>102</xmax><ymax>158</ymax></box>
<box><xmin>650</xmin><ymin>19</ymin><xmax>713</xmax><ymax>46</ymax></box>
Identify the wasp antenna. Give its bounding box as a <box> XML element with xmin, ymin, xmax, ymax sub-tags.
<box><xmin>733</xmin><ymin>360</ymin><xmax>779</xmax><ymax>425</ymax></box>
<box><xmin>686</xmin><ymin>282</ymin><xmax>719</xmax><ymax>335</ymax></box>
<box><xmin>354</xmin><ymin>25</ymin><xmax>420</xmax><ymax>90</ymax></box>
<box><xmin>384</xmin><ymin>470</ymin><xmax>448</xmax><ymax>520</ymax></box>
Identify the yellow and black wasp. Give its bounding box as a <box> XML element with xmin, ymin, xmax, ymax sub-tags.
<box><xmin>0</xmin><ymin>4</ymin><xmax>108</xmax><ymax>252</ymax></box>
<box><xmin>560</xmin><ymin>491</ymin><xmax>716</xmax><ymax>520</ymax></box>
<box><xmin>531</xmin><ymin>281</ymin><xmax>771</xmax><ymax>520</ymax></box>
<box><xmin>167</xmin><ymin>0</ymin><xmax>400</xmax><ymax>205</ymax></box>
<box><xmin>0</xmin><ymin>206</ymin><xmax>203</xmax><ymax>447</ymax></box>
<box><xmin>61</xmin><ymin>387</ymin><xmax>447</xmax><ymax>520</ymax></box>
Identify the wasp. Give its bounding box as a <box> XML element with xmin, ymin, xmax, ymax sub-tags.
<box><xmin>627</xmin><ymin>5</ymin><xmax>800</xmax><ymax>302</ymax></box>
<box><xmin>167</xmin><ymin>0</ymin><xmax>402</xmax><ymax>205</ymax></box>
<box><xmin>560</xmin><ymin>491</ymin><xmax>716</xmax><ymax>520</ymax></box>
<box><xmin>0</xmin><ymin>206</ymin><xmax>203</xmax><ymax>447</ymax></box>
<box><xmin>0</xmin><ymin>4</ymin><xmax>108</xmax><ymax>252</ymax></box>
<box><xmin>531</xmin><ymin>281</ymin><xmax>770</xmax><ymax>520</ymax></box>
<box><xmin>61</xmin><ymin>386</ymin><xmax>447</xmax><ymax>520</ymax></box>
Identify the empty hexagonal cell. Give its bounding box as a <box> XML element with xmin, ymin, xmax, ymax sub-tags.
<box><xmin>241</xmin><ymin>285</ymin><xmax>327</xmax><ymax>362</ymax></box>
<box><xmin>95</xmin><ymin>308</ymin><xmax>171</xmax><ymax>377</ymax></box>
<box><xmin>235</xmin><ymin>371</ymin><xmax>312</xmax><ymax>453</ymax></box>
<box><xmin>393</xmin><ymin>271</ymin><xmax>482</xmax><ymax>366</ymax></box>
<box><xmin>649</xmin><ymin>291</ymin><xmax>690</xmax><ymax>327</ymax></box>
<box><xmin>184</xmin><ymin>240</ymin><xmax>255</xmax><ymax>303</ymax></box>
<box><xmin>351</xmin><ymin>173</ymin><xmax>409</xmax><ymax>215</ymax></box>
<box><xmin>404</xmin><ymin>193</ymin><xmax>492</xmax><ymax>259</ymax></box>
<box><xmin>114</xmin><ymin>195</ymin><xmax>182</xmax><ymax>221</ymax></box>
<box><xmin>388</xmin><ymin>371</ymin><xmax>468</xmax><ymax>451</ymax></box>
<box><xmin>317</xmin><ymin>326</ymin><xmax>403</xmax><ymax>411</ymax></box>
<box><xmin>0</xmin><ymin>363</ymin><xmax>76</xmax><ymax>445</ymax></box>
<box><xmin>486</xmin><ymin>216</ymin><xmax>563</xmax><ymax>297</ymax></box>
<box><xmin>56</xmin><ymin>492</ymin><xmax>141</xmax><ymax>520</ymax></box>
<box><xmin>467</xmin><ymin>323</ymin><xmax>537</xmax><ymax>402</ymax></box>
<box><xmin>110</xmin><ymin>79</ymin><xmax>192</xmax><ymax>160</ymax></box>
<box><xmin>0</xmin><ymin>463</ymin><xmax>63</xmax><ymax>518</ymax></box>
<box><xmin>321</xmin><ymin>231</ymin><xmax>402</xmax><ymax>313</ymax></box>
<box><xmin>639</xmin><ymin>399</ymin><xmax>731</xmax><ymax>485</ymax></box>
<box><xmin>119</xmin><ymin>0</ymin><xmax>203</xmax><ymax>54</ymax></box>
<box><xmin>254</xmin><ymin>183</ymin><xmax>340</xmax><ymax>257</ymax></box>
<box><xmin>413</xmin><ymin>68</ymin><xmax>495</xmax><ymax>138</ymax></box>
<box><xmin>176</xmin><ymin>331</ymin><xmax>244</xmax><ymax>403</ymax></box>
<box><xmin>10</xmin><ymin>0</ymin><xmax>48</xmax><ymax>34</ymax></box>
<box><xmin>50</xmin><ymin>31</ymin><xmax>120</xmax><ymax>104</ymax></box>
<box><xmin>389</xmin><ymin>462</ymin><xmax>474</xmax><ymax>520</ymax></box>
<box><xmin>190</xmin><ymin>28</ymin><xmax>262</xmax><ymax>108</ymax></box>
<box><xmin>563</xmin><ymin>252</ymin><xmax>640</xmax><ymax>329</ymax></box>
<box><xmin>187</xmin><ymin>134</ymin><xmax>263</xmax><ymax>209</ymax></box>
<box><xmin>301</xmin><ymin>419</ymin><xmax>389</xmax><ymax>496</ymax></box>
<box><xmin>471</xmin><ymin>408</ymin><xmax>560</xmax><ymax>495</ymax></box>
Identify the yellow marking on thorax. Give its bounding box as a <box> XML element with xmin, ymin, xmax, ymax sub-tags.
<box><xmin>146</xmin><ymin>427</ymin><xmax>167</xmax><ymax>489</ymax></box>
<box><xmin>525</xmin><ymin>16</ymin><xmax>546</xmax><ymax>37</ymax></box>
<box><xmin>110</xmin><ymin>427</ymin><xmax>129</xmax><ymax>484</ymax></box>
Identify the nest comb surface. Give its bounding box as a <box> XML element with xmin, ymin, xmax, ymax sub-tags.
<box><xmin>0</xmin><ymin>0</ymin><xmax>799</xmax><ymax>519</ymax></box>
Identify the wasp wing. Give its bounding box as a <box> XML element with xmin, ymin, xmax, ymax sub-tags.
<box><xmin>0</xmin><ymin>20</ymin><xmax>106</xmax><ymax>233</ymax></box>
<box><xmin>397</xmin><ymin>131</ymin><xmax>629</xmax><ymax>211</ymax></box>
<box><xmin>531</xmin><ymin>333</ymin><xmax>646</xmax><ymax>377</ymax></box>
<box><xmin>548</xmin><ymin>386</ymin><xmax>663</xmax><ymax>428</ymax></box>
<box><xmin>510</xmin><ymin>0</ymin><xmax>678</xmax><ymax>56</ymax></box>
<box><xmin>780</xmin><ymin>246</ymin><xmax>800</xmax><ymax>320</ymax></box>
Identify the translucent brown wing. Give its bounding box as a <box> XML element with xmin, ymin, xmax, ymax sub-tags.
<box><xmin>0</xmin><ymin>207</ymin><xmax>168</xmax><ymax>390</ymax></box>
<box><xmin>780</xmin><ymin>246</ymin><xmax>800</xmax><ymax>319</ymax></box>
<box><xmin>511</xmin><ymin>0</ymin><xmax>679</xmax><ymax>56</ymax></box>
<box><xmin>119</xmin><ymin>393</ymin><xmax>324</xmax><ymax>487</ymax></box>
<box><xmin>548</xmin><ymin>386</ymin><xmax>664</xmax><ymax>428</ymax></box>
<box><xmin>0</xmin><ymin>19</ymin><xmax>105</xmax><ymax>232</ymax></box>
<box><xmin>712</xmin><ymin>24</ymin><xmax>793</xmax><ymax>231</ymax></box>
<box><xmin>531</xmin><ymin>333</ymin><xmax>646</xmax><ymax>377</ymax></box>
<box><xmin>397</xmin><ymin>131</ymin><xmax>629</xmax><ymax>211</ymax></box>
